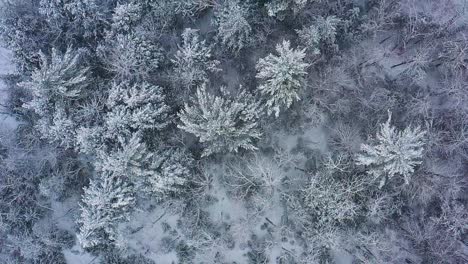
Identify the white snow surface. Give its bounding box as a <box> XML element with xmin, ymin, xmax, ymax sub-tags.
<box><xmin>0</xmin><ymin>47</ymin><xmax>18</xmax><ymax>130</ymax></box>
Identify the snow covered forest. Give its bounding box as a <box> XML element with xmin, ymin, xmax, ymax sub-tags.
<box><xmin>0</xmin><ymin>0</ymin><xmax>467</xmax><ymax>263</ymax></box>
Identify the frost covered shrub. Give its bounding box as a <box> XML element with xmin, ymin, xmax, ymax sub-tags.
<box><xmin>356</xmin><ymin>112</ymin><xmax>426</xmax><ymax>188</ymax></box>
<box><xmin>256</xmin><ymin>40</ymin><xmax>309</xmax><ymax>117</ymax></box>
<box><xmin>178</xmin><ymin>84</ymin><xmax>262</xmax><ymax>157</ymax></box>
<box><xmin>213</xmin><ymin>0</ymin><xmax>252</xmax><ymax>53</ymax></box>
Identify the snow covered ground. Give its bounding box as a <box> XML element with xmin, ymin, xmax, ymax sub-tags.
<box><xmin>0</xmin><ymin>47</ymin><xmax>17</xmax><ymax>130</ymax></box>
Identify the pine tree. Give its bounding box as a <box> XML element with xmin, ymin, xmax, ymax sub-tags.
<box><xmin>77</xmin><ymin>171</ymin><xmax>135</xmax><ymax>249</ymax></box>
<box><xmin>0</xmin><ymin>0</ymin><xmax>52</xmax><ymax>73</ymax></box>
<box><xmin>296</xmin><ymin>16</ymin><xmax>341</xmax><ymax>55</ymax></box>
<box><xmin>256</xmin><ymin>40</ymin><xmax>309</xmax><ymax>117</ymax></box>
<box><xmin>96</xmin><ymin>134</ymin><xmax>189</xmax><ymax>197</ymax></box>
<box><xmin>214</xmin><ymin>0</ymin><xmax>252</xmax><ymax>54</ymax></box>
<box><xmin>46</xmin><ymin>105</ymin><xmax>78</xmax><ymax>148</ymax></box>
<box><xmin>111</xmin><ymin>2</ymin><xmax>143</xmax><ymax>34</ymax></box>
<box><xmin>75</xmin><ymin>126</ymin><xmax>104</xmax><ymax>155</ymax></box>
<box><xmin>23</xmin><ymin>47</ymin><xmax>88</xmax><ymax>115</ymax></box>
<box><xmin>178</xmin><ymin>84</ymin><xmax>262</xmax><ymax>157</ymax></box>
<box><xmin>96</xmin><ymin>134</ymin><xmax>152</xmax><ymax>178</ymax></box>
<box><xmin>296</xmin><ymin>25</ymin><xmax>321</xmax><ymax>55</ymax></box>
<box><xmin>21</xmin><ymin>47</ymin><xmax>89</xmax><ymax>147</ymax></box>
<box><xmin>105</xmin><ymin>81</ymin><xmax>171</xmax><ymax>140</ymax></box>
<box><xmin>148</xmin><ymin>148</ymin><xmax>193</xmax><ymax>195</ymax></box>
<box><xmin>315</xmin><ymin>16</ymin><xmax>341</xmax><ymax>46</ymax></box>
<box><xmin>99</xmin><ymin>33</ymin><xmax>162</xmax><ymax>81</ymax></box>
<box><xmin>171</xmin><ymin>28</ymin><xmax>220</xmax><ymax>91</ymax></box>
<box><xmin>265</xmin><ymin>0</ymin><xmax>311</xmax><ymax>19</ymax></box>
<box><xmin>356</xmin><ymin>112</ymin><xmax>426</xmax><ymax>188</ymax></box>
<box><xmin>39</xmin><ymin>0</ymin><xmax>107</xmax><ymax>44</ymax></box>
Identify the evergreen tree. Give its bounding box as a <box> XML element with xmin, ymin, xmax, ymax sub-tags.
<box><xmin>77</xmin><ymin>171</ymin><xmax>135</xmax><ymax>249</ymax></box>
<box><xmin>96</xmin><ymin>134</ymin><xmax>152</xmax><ymax>178</ymax></box>
<box><xmin>356</xmin><ymin>112</ymin><xmax>426</xmax><ymax>188</ymax></box>
<box><xmin>171</xmin><ymin>28</ymin><xmax>220</xmax><ymax>92</ymax></box>
<box><xmin>97</xmin><ymin>134</ymin><xmax>189</xmax><ymax>197</ymax></box>
<box><xmin>296</xmin><ymin>16</ymin><xmax>342</xmax><ymax>54</ymax></box>
<box><xmin>265</xmin><ymin>0</ymin><xmax>311</xmax><ymax>19</ymax></box>
<box><xmin>21</xmin><ymin>47</ymin><xmax>89</xmax><ymax>147</ymax></box>
<box><xmin>214</xmin><ymin>0</ymin><xmax>252</xmax><ymax>54</ymax></box>
<box><xmin>105</xmin><ymin>81</ymin><xmax>171</xmax><ymax>140</ymax></box>
<box><xmin>315</xmin><ymin>16</ymin><xmax>341</xmax><ymax>47</ymax></box>
<box><xmin>148</xmin><ymin>148</ymin><xmax>193</xmax><ymax>195</ymax></box>
<box><xmin>296</xmin><ymin>25</ymin><xmax>321</xmax><ymax>55</ymax></box>
<box><xmin>178</xmin><ymin>84</ymin><xmax>262</xmax><ymax>157</ymax></box>
<box><xmin>256</xmin><ymin>40</ymin><xmax>309</xmax><ymax>117</ymax></box>
<box><xmin>98</xmin><ymin>33</ymin><xmax>162</xmax><ymax>81</ymax></box>
<box><xmin>39</xmin><ymin>0</ymin><xmax>108</xmax><ymax>45</ymax></box>
<box><xmin>0</xmin><ymin>0</ymin><xmax>52</xmax><ymax>73</ymax></box>
<box><xmin>111</xmin><ymin>2</ymin><xmax>143</xmax><ymax>34</ymax></box>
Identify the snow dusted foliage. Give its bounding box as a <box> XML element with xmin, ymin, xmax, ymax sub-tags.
<box><xmin>75</xmin><ymin>126</ymin><xmax>104</xmax><ymax>155</ymax></box>
<box><xmin>105</xmin><ymin>81</ymin><xmax>170</xmax><ymax>140</ymax></box>
<box><xmin>303</xmin><ymin>173</ymin><xmax>360</xmax><ymax>228</ymax></box>
<box><xmin>39</xmin><ymin>0</ymin><xmax>106</xmax><ymax>42</ymax></box>
<box><xmin>148</xmin><ymin>147</ymin><xmax>193</xmax><ymax>195</ymax></box>
<box><xmin>315</xmin><ymin>16</ymin><xmax>341</xmax><ymax>46</ymax></box>
<box><xmin>96</xmin><ymin>134</ymin><xmax>152</xmax><ymax>178</ymax></box>
<box><xmin>99</xmin><ymin>34</ymin><xmax>162</xmax><ymax>81</ymax></box>
<box><xmin>46</xmin><ymin>106</ymin><xmax>77</xmax><ymax>147</ymax></box>
<box><xmin>213</xmin><ymin>0</ymin><xmax>252</xmax><ymax>54</ymax></box>
<box><xmin>97</xmin><ymin>134</ymin><xmax>189</xmax><ymax>196</ymax></box>
<box><xmin>296</xmin><ymin>25</ymin><xmax>321</xmax><ymax>55</ymax></box>
<box><xmin>265</xmin><ymin>0</ymin><xmax>311</xmax><ymax>18</ymax></box>
<box><xmin>21</xmin><ymin>47</ymin><xmax>88</xmax><ymax>147</ymax></box>
<box><xmin>148</xmin><ymin>0</ymin><xmax>214</xmax><ymax>19</ymax></box>
<box><xmin>23</xmin><ymin>47</ymin><xmax>88</xmax><ymax>115</ymax></box>
<box><xmin>77</xmin><ymin>171</ymin><xmax>135</xmax><ymax>249</ymax></box>
<box><xmin>297</xmin><ymin>16</ymin><xmax>341</xmax><ymax>55</ymax></box>
<box><xmin>256</xmin><ymin>40</ymin><xmax>309</xmax><ymax>117</ymax></box>
<box><xmin>99</xmin><ymin>2</ymin><xmax>162</xmax><ymax>82</ymax></box>
<box><xmin>356</xmin><ymin>112</ymin><xmax>426</xmax><ymax>188</ymax></box>
<box><xmin>172</xmin><ymin>28</ymin><xmax>220</xmax><ymax>90</ymax></box>
<box><xmin>178</xmin><ymin>84</ymin><xmax>262</xmax><ymax>157</ymax></box>
<box><xmin>111</xmin><ymin>2</ymin><xmax>143</xmax><ymax>33</ymax></box>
